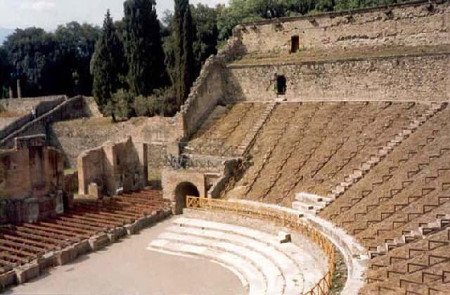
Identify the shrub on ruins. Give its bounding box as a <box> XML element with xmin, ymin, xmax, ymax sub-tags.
<box><xmin>123</xmin><ymin>0</ymin><xmax>168</xmax><ymax>97</ymax></box>
<box><xmin>91</xmin><ymin>10</ymin><xmax>127</xmax><ymax>113</ymax></box>
<box><xmin>105</xmin><ymin>89</ymin><xmax>133</xmax><ymax>121</ymax></box>
<box><xmin>132</xmin><ymin>88</ymin><xmax>179</xmax><ymax>117</ymax></box>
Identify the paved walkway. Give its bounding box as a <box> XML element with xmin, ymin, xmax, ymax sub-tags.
<box><xmin>5</xmin><ymin>218</ymin><xmax>245</xmax><ymax>295</ymax></box>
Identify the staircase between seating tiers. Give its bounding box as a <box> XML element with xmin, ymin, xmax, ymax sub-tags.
<box><xmin>368</xmin><ymin>213</ymin><xmax>450</xmax><ymax>259</ymax></box>
<box><xmin>292</xmin><ymin>102</ymin><xmax>447</xmax><ymax>216</ymax></box>
<box><xmin>236</xmin><ymin>102</ymin><xmax>277</xmax><ymax>156</ymax></box>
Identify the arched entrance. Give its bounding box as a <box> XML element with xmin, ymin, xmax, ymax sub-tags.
<box><xmin>174</xmin><ymin>182</ymin><xmax>200</xmax><ymax>214</ymax></box>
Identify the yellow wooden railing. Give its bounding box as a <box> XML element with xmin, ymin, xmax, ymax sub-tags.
<box><xmin>186</xmin><ymin>196</ymin><xmax>336</xmax><ymax>295</ymax></box>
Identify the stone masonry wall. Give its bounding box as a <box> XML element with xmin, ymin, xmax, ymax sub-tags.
<box><xmin>179</xmin><ymin>31</ymin><xmax>246</xmax><ymax>139</ymax></box>
<box><xmin>1</xmin><ymin>96</ymin><xmax>91</xmax><ymax>148</ymax></box>
<box><xmin>0</xmin><ymin>96</ymin><xmax>66</xmax><ymax>115</ymax></box>
<box><xmin>77</xmin><ymin>137</ymin><xmax>148</xmax><ymax>197</ymax></box>
<box><xmin>238</xmin><ymin>0</ymin><xmax>449</xmax><ymax>55</ymax></box>
<box><xmin>0</xmin><ymin>135</ymin><xmax>66</xmax><ymax>224</ymax></box>
<box><xmin>226</xmin><ymin>53</ymin><xmax>450</xmax><ymax>102</ymax></box>
<box><xmin>0</xmin><ymin>96</ymin><xmax>66</xmax><ymax>140</ymax></box>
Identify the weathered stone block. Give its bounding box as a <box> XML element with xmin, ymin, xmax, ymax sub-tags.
<box><xmin>107</xmin><ymin>227</ymin><xmax>127</xmax><ymax>242</ymax></box>
<box><xmin>15</xmin><ymin>261</ymin><xmax>40</xmax><ymax>284</ymax></box>
<box><xmin>88</xmin><ymin>234</ymin><xmax>110</xmax><ymax>251</ymax></box>
<box><xmin>55</xmin><ymin>246</ymin><xmax>77</xmax><ymax>265</ymax></box>
<box><xmin>74</xmin><ymin>240</ymin><xmax>91</xmax><ymax>257</ymax></box>
<box><xmin>0</xmin><ymin>270</ymin><xmax>16</xmax><ymax>290</ymax></box>
<box><xmin>37</xmin><ymin>251</ymin><xmax>55</xmax><ymax>270</ymax></box>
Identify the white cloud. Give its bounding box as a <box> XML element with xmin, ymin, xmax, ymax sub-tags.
<box><xmin>20</xmin><ymin>0</ymin><xmax>56</xmax><ymax>12</ymax></box>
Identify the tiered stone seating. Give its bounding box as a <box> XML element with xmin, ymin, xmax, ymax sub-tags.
<box><xmin>362</xmin><ymin>228</ymin><xmax>450</xmax><ymax>295</ymax></box>
<box><xmin>226</xmin><ymin>102</ymin><xmax>429</xmax><ymax>207</ymax></box>
<box><xmin>321</xmin><ymin>106</ymin><xmax>450</xmax><ymax>235</ymax></box>
<box><xmin>147</xmin><ymin>217</ymin><xmax>328</xmax><ymax>295</ymax></box>
<box><xmin>187</xmin><ymin>103</ymin><xmax>268</xmax><ymax>157</ymax></box>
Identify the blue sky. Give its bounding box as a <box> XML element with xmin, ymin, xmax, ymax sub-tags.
<box><xmin>0</xmin><ymin>0</ymin><xmax>228</xmax><ymax>30</ymax></box>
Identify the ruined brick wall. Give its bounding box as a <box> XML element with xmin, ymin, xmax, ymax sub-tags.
<box><xmin>226</xmin><ymin>53</ymin><xmax>450</xmax><ymax>102</ymax></box>
<box><xmin>0</xmin><ymin>135</ymin><xmax>65</xmax><ymax>224</ymax></box>
<box><xmin>180</xmin><ymin>33</ymin><xmax>246</xmax><ymax>139</ymax></box>
<box><xmin>0</xmin><ymin>96</ymin><xmax>67</xmax><ymax>115</ymax></box>
<box><xmin>1</xmin><ymin>96</ymin><xmax>93</xmax><ymax>148</ymax></box>
<box><xmin>0</xmin><ymin>96</ymin><xmax>66</xmax><ymax>140</ymax></box>
<box><xmin>133</xmin><ymin>116</ymin><xmax>184</xmax><ymax>144</ymax></box>
<box><xmin>239</xmin><ymin>1</ymin><xmax>449</xmax><ymax>55</ymax></box>
<box><xmin>77</xmin><ymin>137</ymin><xmax>148</xmax><ymax>197</ymax></box>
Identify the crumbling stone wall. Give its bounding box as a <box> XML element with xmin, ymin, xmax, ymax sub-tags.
<box><xmin>238</xmin><ymin>1</ymin><xmax>449</xmax><ymax>55</ymax></box>
<box><xmin>179</xmin><ymin>31</ymin><xmax>246</xmax><ymax>139</ymax></box>
<box><xmin>226</xmin><ymin>53</ymin><xmax>450</xmax><ymax>102</ymax></box>
<box><xmin>0</xmin><ymin>96</ymin><xmax>66</xmax><ymax>140</ymax></box>
<box><xmin>0</xmin><ymin>135</ymin><xmax>65</xmax><ymax>224</ymax></box>
<box><xmin>0</xmin><ymin>96</ymin><xmax>67</xmax><ymax>115</ymax></box>
<box><xmin>1</xmin><ymin>96</ymin><xmax>94</xmax><ymax>148</ymax></box>
<box><xmin>77</xmin><ymin>137</ymin><xmax>148</xmax><ymax>197</ymax></box>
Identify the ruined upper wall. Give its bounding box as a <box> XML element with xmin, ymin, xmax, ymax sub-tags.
<box><xmin>0</xmin><ymin>135</ymin><xmax>66</xmax><ymax>224</ymax></box>
<box><xmin>237</xmin><ymin>0</ymin><xmax>449</xmax><ymax>55</ymax></box>
<box><xmin>77</xmin><ymin>137</ymin><xmax>148</xmax><ymax>197</ymax></box>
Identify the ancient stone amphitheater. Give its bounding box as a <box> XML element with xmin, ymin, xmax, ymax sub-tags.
<box><xmin>0</xmin><ymin>1</ymin><xmax>449</xmax><ymax>294</ymax></box>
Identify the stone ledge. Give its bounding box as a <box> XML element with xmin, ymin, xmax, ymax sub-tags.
<box><xmin>15</xmin><ymin>261</ymin><xmax>40</xmax><ymax>284</ymax></box>
<box><xmin>89</xmin><ymin>233</ymin><xmax>110</xmax><ymax>251</ymax></box>
<box><xmin>0</xmin><ymin>271</ymin><xmax>16</xmax><ymax>291</ymax></box>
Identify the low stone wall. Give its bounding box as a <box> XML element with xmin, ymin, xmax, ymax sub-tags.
<box><xmin>226</xmin><ymin>53</ymin><xmax>450</xmax><ymax>102</ymax></box>
<box><xmin>238</xmin><ymin>0</ymin><xmax>449</xmax><ymax>55</ymax></box>
<box><xmin>82</xmin><ymin>97</ymin><xmax>103</xmax><ymax>118</ymax></box>
<box><xmin>0</xmin><ymin>96</ymin><xmax>66</xmax><ymax>114</ymax></box>
<box><xmin>0</xmin><ymin>96</ymin><xmax>66</xmax><ymax>140</ymax></box>
<box><xmin>0</xmin><ymin>193</ymin><xmax>66</xmax><ymax>225</ymax></box>
<box><xmin>1</xmin><ymin>96</ymin><xmax>90</xmax><ymax>148</ymax></box>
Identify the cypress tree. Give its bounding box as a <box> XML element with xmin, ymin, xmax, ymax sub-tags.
<box><xmin>173</xmin><ymin>0</ymin><xmax>195</xmax><ymax>108</ymax></box>
<box><xmin>91</xmin><ymin>10</ymin><xmax>126</xmax><ymax>110</ymax></box>
<box><xmin>123</xmin><ymin>0</ymin><xmax>167</xmax><ymax>96</ymax></box>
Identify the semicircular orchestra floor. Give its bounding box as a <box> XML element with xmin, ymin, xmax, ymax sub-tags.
<box><xmin>4</xmin><ymin>218</ymin><xmax>245</xmax><ymax>295</ymax></box>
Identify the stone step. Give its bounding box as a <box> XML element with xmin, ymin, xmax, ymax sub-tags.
<box><xmin>148</xmin><ymin>239</ymin><xmax>266</xmax><ymax>295</ymax></box>
<box><xmin>295</xmin><ymin>193</ymin><xmax>332</xmax><ymax>204</ymax></box>
<box><xmin>157</xmin><ymin>232</ymin><xmax>285</xmax><ymax>295</ymax></box>
<box><xmin>172</xmin><ymin>217</ymin><xmax>325</xmax><ymax>290</ymax></box>
<box><xmin>291</xmin><ymin>201</ymin><xmax>320</xmax><ymax>215</ymax></box>
<box><xmin>165</xmin><ymin>225</ymin><xmax>302</xmax><ymax>295</ymax></box>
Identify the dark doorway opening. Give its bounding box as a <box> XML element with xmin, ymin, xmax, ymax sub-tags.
<box><xmin>276</xmin><ymin>75</ymin><xmax>287</xmax><ymax>95</ymax></box>
<box><xmin>174</xmin><ymin>182</ymin><xmax>200</xmax><ymax>214</ymax></box>
<box><xmin>291</xmin><ymin>35</ymin><xmax>299</xmax><ymax>53</ymax></box>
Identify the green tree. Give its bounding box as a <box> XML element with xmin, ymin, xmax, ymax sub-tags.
<box><xmin>123</xmin><ymin>0</ymin><xmax>167</xmax><ymax>96</ymax></box>
<box><xmin>3</xmin><ymin>24</ymin><xmax>100</xmax><ymax>97</ymax></box>
<box><xmin>192</xmin><ymin>4</ymin><xmax>219</xmax><ymax>75</ymax></box>
<box><xmin>0</xmin><ymin>47</ymin><xmax>11</xmax><ymax>98</ymax></box>
<box><xmin>91</xmin><ymin>10</ymin><xmax>126</xmax><ymax>110</ymax></box>
<box><xmin>173</xmin><ymin>0</ymin><xmax>195</xmax><ymax>107</ymax></box>
<box><xmin>54</xmin><ymin>22</ymin><xmax>100</xmax><ymax>96</ymax></box>
<box><xmin>3</xmin><ymin>28</ymin><xmax>58</xmax><ymax>96</ymax></box>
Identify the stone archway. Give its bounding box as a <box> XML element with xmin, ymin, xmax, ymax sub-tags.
<box><xmin>174</xmin><ymin>182</ymin><xmax>200</xmax><ymax>214</ymax></box>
